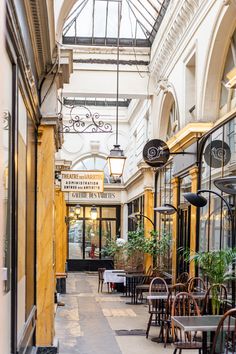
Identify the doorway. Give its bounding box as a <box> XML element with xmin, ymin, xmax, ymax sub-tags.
<box><xmin>67</xmin><ymin>205</ymin><xmax>120</xmax><ymax>271</ymax></box>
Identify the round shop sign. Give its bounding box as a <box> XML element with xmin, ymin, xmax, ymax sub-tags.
<box><xmin>143</xmin><ymin>139</ymin><xmax>170</xmax><ymax>168</ymax></box>
<box><xmin>204</xmin><ymin>140</ymin><xmax>231</xmax><ymax>168</ymax></box>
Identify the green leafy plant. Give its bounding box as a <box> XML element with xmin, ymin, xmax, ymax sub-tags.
<box><xmin>184</xmin><ymin>248</ymin><xmax>236</xmax><ymax>285</ymax></box>
<box><xmin>183</xmin><ymin>247</ymin><xmax>236</xmax><ymax>314</ymax></box>
<box><xmin>103</xmin><ymin>238</ymin><xmax>127</xmax><ymax>268</ymax></box>
<box><xmin>144</xmin><ymin>230</ymin><xmax>171</xmax><ymax>269</ymax></box>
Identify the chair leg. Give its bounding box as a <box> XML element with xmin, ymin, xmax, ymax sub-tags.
<box><xmin>173</xmin><ymin>348</ymin><xmax>178</xmax><ymax>354</ymax></box>
<box><xmin>101</xmin><ymin>280</ymin><xmax>103</xmax><ymax>293</ymax></box>
<box><xmin>146</xmin><ymin>313</ymin><xmax>153</xmax><ymax>339</ymax></box>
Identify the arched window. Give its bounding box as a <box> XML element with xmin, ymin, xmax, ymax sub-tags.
<box><xmin>220</xmin><ymin>29</ymin><xmax>236</xmax><ymax>112</ymax></box>
<box><xmin>73</xmin><ymin>156</ymin><xmax>114</xmax><ymax>183</ymax></box>
<box><xmin>166</xmin><ymin>101</ymin><xmax>179</xmax><ymax>141</ymax></box>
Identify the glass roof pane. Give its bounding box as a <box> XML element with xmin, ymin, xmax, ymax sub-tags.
<box><xmin>107</xmin><ymin>2</ymin><xmax>118</xmax><ymax>38</ymax></box>
<box><xmin>63</xmin><ymin>0</ymin><xmax>170</xmax><ymax>47</ymax></box>
<box><xmin>94</xmin><ymin>1</ymin><xmax>106</xmax><ymax>37</ymax></box>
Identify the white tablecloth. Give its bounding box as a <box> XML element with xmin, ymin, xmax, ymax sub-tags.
<box><xmin>103</xmin><ymin>270</ymin><xmax>126</xmax><ymax>284</ymax></box>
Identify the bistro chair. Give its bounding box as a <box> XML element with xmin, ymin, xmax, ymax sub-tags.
<box><xmin>177</xmin><ymin>272</ymin><xmax>189</xmax><ymax>285</ymax></box>
<box><xmin>171</xmin><ymin>292</ymin><xmax>202</xmax><ymax>354</ymax></box>
<box><xmin>211</xmin><ymin>308</ymin><xmax>236</xmax><ymax>354</ymax></box>
<box><xmin>202</xmin><ymin>284</ymin><xmax>227</xmax><ymax>316</ymax></box>
<box><xmin>97</xmin><ymin>268</ymin><xmax>107</xmax><ymax>293</ymax></box>
<box><xmin>160</xmin><ymin>283</ymin><xmax>187</xmax><ymax>347</ymax></box>
<box><xmin>146</xmin><ymin>277</ymin><xmax>169</xmax><ymax>339</ymax></box>
<box><xmin>188</xmin><ymin>276</ymin><xmax>207</xmax><ymax>312</ymax></box>
<box><xmin>135</xmin><ymin>265</ymin><xmax>153</xmax><ymax>303</ymax></box>
<box><xmin>187</xmin><ymin>277</ymin><xmax>206</xmax><ymax>293</ymax></box>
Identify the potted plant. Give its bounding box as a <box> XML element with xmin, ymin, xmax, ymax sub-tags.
<box><xmin>104</xmin><ymin>238</ymin><xmax>127</xmax><ymax>269</ymax></box>
<box><xmin>184</xmin><ymin>248</ymin><xmax>236</xmax><ymax>314</ymax></box>
<box><xmin>126</xmin><ymin>227</ymin><xmax>146</xmax><ymax>271</ymax></box>
<box><xmin>144</xmin><ymin>230</ymin><xmax>171</xmax><ymax>274</ymax></box>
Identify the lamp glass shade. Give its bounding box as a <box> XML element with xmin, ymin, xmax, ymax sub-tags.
<box><xmin>75</xmin><ymin>204</ymin><xmax>81</xmax><ymax>216</ymax></box>
<box><xmin>107</xmin><ymin>145</ymin><xmax>126</xmax><ymax>177</ymax></box>
<box><xmin>183</xmin><ymin>192</ymin><xmax>207</xmax><ymax>207</ymax></box>
<box><xmin>214</xmin><ymin>177</ymin><xmax>236</xmax><ymax>195</ymax></box>
<box><xmin>69</xmin><ymin>209</ymin><xmax>75</xmax><ymax>218</ymax></box>
<box><xmin>154</xmin><ymin>206</ymin><xmax>176</xmax><ymax>215</ymax></box>
<box><xmin>90</xmin><ymin>206</ymin><xmax>98</xmax><ymax>220</ymax></box>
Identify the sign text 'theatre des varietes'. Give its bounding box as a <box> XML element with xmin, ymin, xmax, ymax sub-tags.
<box><xmin>61</xmin><ymin>170</ymin><xmax>104</xmax><ymax>192</ymax></box>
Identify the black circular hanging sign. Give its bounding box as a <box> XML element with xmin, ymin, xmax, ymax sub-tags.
<box><xmin>204</xmin><ymin>140</ymin><xmax>231</xmax><ymax>168</ymax></box>
<box><xmin>143</xmin><ymin>139</ymin><xmax>170</xmax><ymax>168</ymax></box>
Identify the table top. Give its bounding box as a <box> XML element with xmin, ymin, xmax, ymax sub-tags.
<box><xmin>172</xmin><ymin>315</ymin><xmax>236</xmax><ymax>332</ymax></box>
<box><xmin>103</xmin><ymin>270</ymin><xmax>126</xmax><ymax>284</ymax></box>
<box><xmin>147</xmin><ymin>292</ymin><xmax>169</xmax><ymax>300</ymax></box>
<box><xmin>118</xmin><ymin>273</ymin><xmax>145</xmax><ymax>278</ymax></box>
<box><xmin>147</xmin><ymin>291</ymin><xmax>206</xmax><ymax>300</ymax></box>
<box><xmin>105</xmin><ymin>270</ymin><xmax>125</xmax><ymax>273</ymax></box>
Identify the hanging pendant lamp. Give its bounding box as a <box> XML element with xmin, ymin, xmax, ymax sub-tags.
<box><xmin>107</xmin><ymin>0</ymin><xmax>126</xmax><ymax>178</ymax></box>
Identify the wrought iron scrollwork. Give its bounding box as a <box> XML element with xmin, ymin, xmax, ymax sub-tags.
<box><xmin>58</xmin><ymin>105</ymin><xmax>112</xmax><ymax>134</ymax></box>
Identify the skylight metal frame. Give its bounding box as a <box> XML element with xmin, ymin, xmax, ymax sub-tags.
<box><xmin>62</xmin><ymin>0</ymin><xmax>170</xmax><ymax>47</ymax></box>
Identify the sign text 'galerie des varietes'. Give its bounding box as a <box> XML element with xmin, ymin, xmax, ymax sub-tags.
<box><xmin>61</xmin><ymin>171</ymin><xmax>104</xmax><ymax>192</ymax></box>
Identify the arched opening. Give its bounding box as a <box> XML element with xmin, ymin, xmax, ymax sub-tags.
<box><xmin>201</xmin><ymin>3</ymin><xmax>236</xmax><ymax>121</ymax></box>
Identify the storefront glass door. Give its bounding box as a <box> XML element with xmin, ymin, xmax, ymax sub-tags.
<box><xmin>68</xmin><ymin>205</ymin><xmax>120</xmax><ymax>260</ymax></box>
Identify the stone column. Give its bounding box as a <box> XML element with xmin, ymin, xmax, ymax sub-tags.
<box><xmin>171</xmin><ymin>177</ymin><xmax>179</xmax><ymax>284</ymax></box>
<box><xmin>144</xmin><ymin>188</ymin><xmax>154</xmax><ymax>272</ymax></box>
<box><xmin>36</xmin><ymin>122</ymin><xmax>57</xmax><ymax>346</ymax></box>
<box><xmin>189</xmin><ymin>166</ymin><xmax>199</xmax><ymax>277</ymax></box>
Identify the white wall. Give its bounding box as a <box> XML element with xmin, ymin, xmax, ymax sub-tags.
<box><xmin>149</xmin><ymin>0</ymin><xmax>236</xmax><ymax>138</ymax></box>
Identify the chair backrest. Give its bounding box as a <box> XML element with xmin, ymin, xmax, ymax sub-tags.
<box><xmin>148</xmin><ymin>277</ymin><xmax>169</xmax><ymax>294</ymax></box>
<box><xmin>171</xmin><ymin>283</ymin><xmax>187</xmax><ymax>294</ymax></box>
<box><xmin>98</xmin><ymin>268</ymin><xmax>106</xmax><ymax>281</ymax></box>
<box><xmin>187</xmin><ymin>276</ymin><xmax>206</xmax><ymax>293</ymax></box>
<box><xmin>177</xmin><ymin>272</ymin><xmax>189</xmax><ymax>284</ymax></box>
<box><xmin>171</xmin><ymin>292</ymin><xmax>201</xmax><ymax>343</ymax></box>
<box><xmin>172</xmin><ymin>291</ymin><xmax>201</xmax><ymax>317</ymax></box>
<box><xmin>148</xmin><ymin>277</ymin><xmax>169</xmax><ymax>312</ymax></box>
<box><xmin>211</xmin><ymin>308</ymin><xmax>236</xmax><ymax>354</ymax></box>
<box><xmin>202</xmin><ymin>284</ymin><xmax>227</xmax><ymax>315</ymax></box>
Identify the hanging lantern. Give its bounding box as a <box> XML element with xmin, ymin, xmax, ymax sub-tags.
<box><xmin>75</xmin><ymin>204</ymin><xmax>81</xmax><ymax>216</ymax></box>
<box><xmin>90</xmin><ymin>205</ymin><xmax>98</xmax><ymax>220</ymax></box>
<box><xmin>107</xmin><ymin>145</ymin><xmax>126</xmax><ymax>178</ymax></box>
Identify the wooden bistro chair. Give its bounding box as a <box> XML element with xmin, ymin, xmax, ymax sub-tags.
<box><xmin>135</xmin><ymin>265</ymin><xmax>153</xmax><ymax>303</ymax></box>
<box><xmin>97</xmin><ymin>268</ymin><xmax>108</xmax><ymax>293</ymax></box>
<box><xmin>160</xmin><ymin>283</ymin><xmax>187</xmax><ymax>347</ymax></box>
<box><xmin>177</xmin><ymin>272</ymin><xmax>189</xmax><ymax>285</ymax></box>
<box><xmin>202</xmin><ymin>284</ymin><xmax>227</xmax><ymax>316</ymax></box>
<box><xmin>187</xmin><ymin>277</ymin><xmax>206</xmax><ymax>293</ymax></box>
<box><xmin>211</xmin><ymin>308</ymin><xmax>236</xmax><ymax>354</ymax></box>
<box><xmin>146</xmin><ymin>277</ymin><xmax>169</xmax><ymax>339</ymax></box>
<box><xmin>188</xmin><ymin>276</ymin><xmax>207</xmax><ymax>313</ymax></box>
<box><xmin>171</xmin><ymin>292</ymin><xmax>202</xmax><ymax>354</ymax></box>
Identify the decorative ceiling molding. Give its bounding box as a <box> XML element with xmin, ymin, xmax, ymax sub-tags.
<box><xmin>150</xmin><ymin>0</ymin><xmax>200</xmax><ymax>82</ymax></box>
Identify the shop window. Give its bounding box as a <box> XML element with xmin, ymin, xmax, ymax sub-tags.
<box><xmin>199</xmin><ymin>117</ymin><xmax>236</xmax><ymax>301</ymax></box>
<box><xmin>127</xmin><ymin>195</ymin><xmax>144</xmax><ymax>231</ymax></box>
<box><xmin>156</xmin><ymin>162</ymin><xmax>173</xmax><ymax>273</ymax></box>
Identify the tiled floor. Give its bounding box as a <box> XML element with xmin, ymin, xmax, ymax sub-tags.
<box><xmin>55</xmin><ymin>273</ymin><xmax>199</xmax><ymax>354</ymax></box>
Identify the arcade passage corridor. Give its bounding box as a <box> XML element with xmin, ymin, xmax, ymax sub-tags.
<box><xmin>1</xmin><ymin>1</ymin><xmax>236</xmax><ymax>353</ymax></box>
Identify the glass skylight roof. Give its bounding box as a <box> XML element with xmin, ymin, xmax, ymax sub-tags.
<box><xmin>63</xmin><ymin>0</ymin><xmax>170</xmax><ymax>47</ymax></box>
